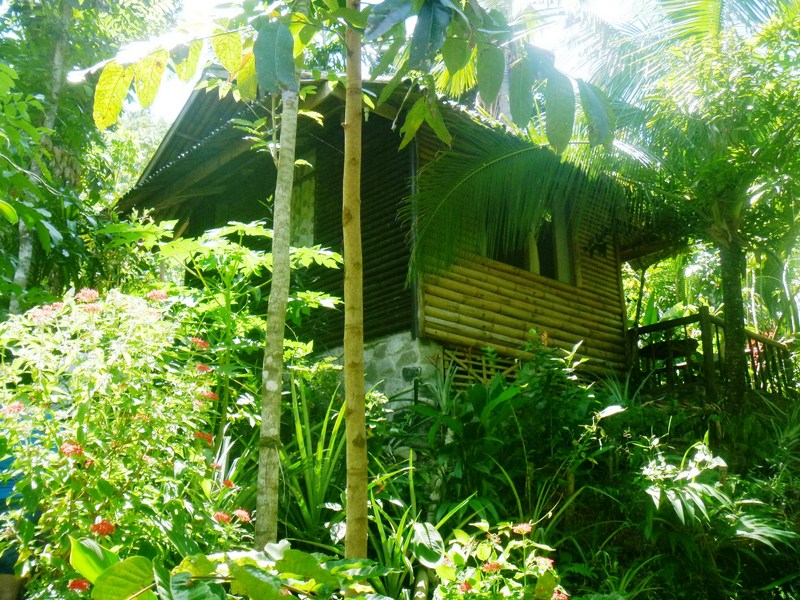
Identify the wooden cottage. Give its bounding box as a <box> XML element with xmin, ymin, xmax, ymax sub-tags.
<box><xmin>121</xmin><ymin>80</ymin><xmax>633</xmax><ymax>395</ymax></box>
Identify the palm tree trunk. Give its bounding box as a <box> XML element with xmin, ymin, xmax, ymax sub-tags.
<box><xmin>718</xmin><ymin>241</ymin><xmax>747</xmax><ymax>411</ymax></box>
<box><xmin>255</xmin><ymin>88</ymin><xmax>299</xmax><ymax>548</ymax></box>
<box><xmin>342</xmin><ymin>6</ymin><xmax>369</xmax><ymax>559</ymax></box>
<box><xmin>9</xmin><ymin>0</ymin><xmax>72</xmax><ymax>314</ymax></box>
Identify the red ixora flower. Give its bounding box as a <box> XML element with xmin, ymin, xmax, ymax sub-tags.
<box><xmin>210</xmin><ymin>462</ymin><xmax>222</xmax><ymax>470</ymax></box>
<box><xmin>222</xmin><ymin>479</ymin><xmax>234</xmax><ymax>488</ymax></box>
<box><xmin>91</xmin><ymin>519</ymin><xmax>115</xmax><ymax>536</ymax></box>
<box><xmin>512</xmin><ymin>522</ymin><xmax>532</xmax><ymax>535</ymax></box>
<box><xmin>200</xmin><ymin>390</ymin><xmax>219</xmax><ymax>400</ymax></box>
<box><xmin>213</xmin><ymin>511</ymin><xmax>231</xmax><ymax>524</ymax></box>
<box><xmin>459</xmin><ymin>581</ymin><xmax>473</xmax><ymax>592</ymax></box>
<box><xmin>2</xmin><ymin>402</ymin><xmax>24</xmax><ymax>415</ymax></box>
<box><xmin>67</xmin><ymin>578</ymin><xmax>91</xmax><ymax>592</ymax></box>
<box><xmin>481</xmin><ymin>562</ymin><xmax>502</xmax><ymax>573</ymax></box>
<box><xmin>196</xmin><ymin>363</ymin><xmax>213</xmax><ymax>374</ymax></box>
<box><xmin>194</xmin><ymin>431</ymin><xmax>213</xmax><ymax>445</ymax></box>
<box><xmin>233</xmin><ymin>509</ymin><xmax>250</xmax><ymax>523</ymax></box>
<box><xmin>189</xmin><ymin>337</ymin><xmax>210</xmax><ymax>350</ymax></box>
<box><xmin>60</xmin><ymin>441</ymin><xmax>84</xmax><ymax>457</ymax></box>
<box><xmin>145</xmin><ymin>289</ymin><xmax>168</xmax><ymax>301</ymax></box>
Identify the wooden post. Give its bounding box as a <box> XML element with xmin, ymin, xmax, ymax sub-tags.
<box><xmin>699</xmin><ymin>306</ymin><xmax>716</xmax><ymax>404</ymax></box>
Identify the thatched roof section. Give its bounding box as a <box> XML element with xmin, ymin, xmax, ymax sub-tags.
<box><xmin>120</xmin><ymin>76</ymin><xmax>678</xmax><ymax>262</ymax></box>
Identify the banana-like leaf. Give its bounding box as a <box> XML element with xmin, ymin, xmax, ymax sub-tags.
<box><xmin>509</xmin><ymin>55</ymin><xmax>535</xmax><ymax>127</ymax></box>
<box><xmin>254</xmin><ymin>21</ymin><xmax>298</xmax><ymax>94</ymax></box>
<box><xmin>93</xmin><ymin>61</ymin><xmax>133</xmax><ymax>131</ymax></box>
<box><xmin>211</xmin><ymin>31</ymin><xmax>243</xmax><ymax>76</ymax></box>
<box><xmin>409</xmin><ymin>0</ymin><xmax>452</xmax><ymax>69</ymax></box>
<box><xmin>237</xmin><ymin>52</ymin><xmax>258</xmax><ymax>102</ymax></box>
<box><xmin>441</xmin><ymin>34</ymin><xmax>470</xmax><ymax>75</ymax></box>
<box><xmin>577</xmin><ymin>79</ymin><xmax>615</xmax><ymax>148</ymax></box>
<box><xmin>476</xmin><ymin>43</ymin><xmax>504</xmax><ymax>105</ymax></box>
<box><xmin>134</xmin><ymin>50</ymin><xmax>169</xmax><ymax>109</ymax></box>
<box><xmin>365</xmin><ymin>0</ymin><xmax>414</xmax><ymax>40</ymax></box>
<box><xmin>173</xmin><ymin>40</ymin><xmax>202</xmax><ymax>82</ymax></box>
<box><xmin>544</xmin><ymin>69</ymin><xmax>574</xmax><ymax>154</ymax></box>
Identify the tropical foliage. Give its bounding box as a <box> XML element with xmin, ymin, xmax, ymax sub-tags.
<box><xmin>1</xmin><ymin>0</ymin><xmax>800</xmax><ymax>598</ymax></box>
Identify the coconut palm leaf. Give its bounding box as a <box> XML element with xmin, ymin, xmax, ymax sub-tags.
<box><xmin>405</xmin><ymin>113</ymin><xmax>628</xmax><ymax>275</ymax></box>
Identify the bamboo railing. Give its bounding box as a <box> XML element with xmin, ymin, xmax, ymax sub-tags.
<box><xmin>628</xmin><ymin>306</ymin><xmax>795</xmax><ymax>400</ymax></box>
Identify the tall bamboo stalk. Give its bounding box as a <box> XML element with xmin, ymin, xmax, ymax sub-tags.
<box><xmin>342</xmin><ymin>2</ymin><xmax>368</xmax><ymax>558</ymax></box>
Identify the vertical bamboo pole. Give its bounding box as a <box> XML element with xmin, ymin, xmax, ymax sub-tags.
<box><xmin>342</xmin><ymin>4</ymin><xmax>368</xmax><ymax>558</ymax></box>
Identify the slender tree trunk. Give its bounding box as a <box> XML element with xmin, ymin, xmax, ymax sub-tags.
<box><xmin>718</xmin><ymin>241</ymin><xmax>747</xmax><ymax>411</ymax></box>
<box><xmin>9</xmin><ymin>0</ymin><xmax>72</xmax><ymax>314</ymax></box>
<box><xmin>342</xmin><ymin>7</ymin><xmax>368</xmax><ymax>559</ymax></box>
<box><xmin>255</xmin><ymin>88</ymin><xmax>299</xmax><ymax>548</ymax></box>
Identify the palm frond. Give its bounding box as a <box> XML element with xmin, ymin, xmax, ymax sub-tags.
<box><xmin>405</xmin><ymin>114</ymin><xmax>628</xmax><ymax>275</ymax></box>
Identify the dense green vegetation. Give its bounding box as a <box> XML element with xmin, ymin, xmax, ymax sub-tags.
<box><xmin>1</xmin><ymin>0</ymin><xmax>799</xmax><ymax>598</ymax></box>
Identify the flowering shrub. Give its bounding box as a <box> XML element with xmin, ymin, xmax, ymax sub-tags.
<box><xmin>0</xmin><ymin>289</ymin><xmax>250</xmax><ymax>592</ymax></box>
<box><xmin>434</xmin><ymin>521</ymin><xmax>569</xmax><ymax>599</ymax></box>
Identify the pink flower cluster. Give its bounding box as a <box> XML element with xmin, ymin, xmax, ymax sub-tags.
<box><xmin>60</xmin><ymin>441</ymin><xmax>84</xmax><ymax>457</ymax></box>
<box><xmin>194</xmin><ymin>431</ymin><xmax>213</xmax><ymax>446</ymax></box>
<box><xmin>28</xmin><ymin>302</ymin><xmax>65</xmax><ymax>323</ymax></box>
<box><xmin>145</xmin><ymin>289</ymin><xmax>168</xmax><ymax>301</ymax></box>
<box><xmin>512</xmin><ymin>522</ymin><xmax>532</xmax><ymax>535</ymax></box>
<box><xmin>75</xmin><ymin>288</ymin><xmax>100</xmax><ymax>303</ymax></box>
<box><xmin>190</xmin><ymin>337</ymin><xmax>210</xmax><ymax>350</ymax></box>
<box><xmin>1</xmin><ymin>402</ymin><xmax>24</xmax><ymax>416</ymax></box>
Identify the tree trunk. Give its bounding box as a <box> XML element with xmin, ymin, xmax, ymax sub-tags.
<box><xmin>9</xmin><ymin>0</ymin><xmax>72</xmax><ymax>314</ymax></box>
<box><xmin>255</xmin><ymin>88</ymin><xmax>299</xmax><ymax>548</ymax></box>
<box><xmin>342</xmin><ymin>8</ymin><xmax>368</xmax><ymax>559</ymax></box>
<box><xmin>718</xmin><ymin>241</ymin><xmax>747</xmax><ymax>411</ymax></box>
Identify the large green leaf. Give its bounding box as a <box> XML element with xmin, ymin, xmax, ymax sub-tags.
<box><xmin>0</xmin><ymin>199</ymin><xmax>17</xmax><ymax>224</ymax></box>
<box><xmin>93</xmin><ymin>61</ymin><xmax>133</xmax><ymax>130</ymax></box>
<box><xmin>154</xmin><ymin>563</ymin><xmax>226</xmax><ymax>600</ymax></box>
<box><xmin>424</xmin><ymin>99</ymin><xmax>452</xmax><ymax>146</ymax></box>
<box><xmin>577</xmin><ymin>79</ymin><xmax>615</xmax><ymax>148</ymax></box>
<box><xmin>399</xmin><ymin>97</ymin><xmax>428</xmax><ymax>149</ymax></box>
<box><xmin>409</xmin><ymin>0</ymin><xmax>452</xmax><ymax>69</ymax></box>
<box><xmin>410</xmin><ymin>522</ymin><xmax>444</xmax><ymax>567</ymax></box>
<box><xmin>91</xmin><ymin>556</ymin><xmax>156</xmax><ymax>600</ymax></box>
<box><xmin>544</xmin><ymin>69</ymin><xmax>574</xmax><ymax>154</ymax></box>
<box><xmin>476</xmin><ymin>43</ymin><xmax>504</xmax><ymax>105</ymax></box>
<box><xmin>237</xmin><ymin>52</ymin><xmax>258</xmax><ymax>102</ymax></box>
<box><xmin>69</xmin><ymin>537</ymin><xmax>119</xmax><ymax>584</ymax></box>
<box><xmin>276</xmin><ymin>550</ymin><xmax>340</xmax><ymax>587</ymax></box>
<box><xmin>441</xmin><ymin>35</ymin><xmax>470</xmax><ymax>75</ymax></box>
<box><xmin>228</xmin><ymin>563</ymin><xmax>282</xmax><ymax>599</ymax></box>
<box><xmin>253</xmin><ymin>21</ymin><xmax>299</xmax><ymax>94</ymax></box>
<box><xmin>211</xmin><ymin>31</ymin><xmax>243</xmax><ymax>75</ymax></box>
<box><xmin>134</xmin><ymin>49</ymin><xmax>169</xmax><ymax>108</ymax></box>
<box><xmin>364</xmin><ymin>0</ymin><xmax>414</xmax><ymax>40</ymax></box>
<box><xmin>509</xmin><ymin>55</ymin><xmax>535</xmax><ymax>127</ymax></box>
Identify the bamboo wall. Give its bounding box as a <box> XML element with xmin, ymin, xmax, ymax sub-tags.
<box><xmin>414</xmin><ymin>126</ymin><xmax>628</xmax><ymax>376</ymax></box>
<box><xmin>296</xmin><ymin>111</ymin><xmax>415</xmax><ymax>350</ymax></box>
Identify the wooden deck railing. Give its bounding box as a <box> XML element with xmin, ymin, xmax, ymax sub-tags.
<box><xmin>628</xmin><ymin>306</ymin><xmax>795</xmax><ymax>400</ymax></box>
